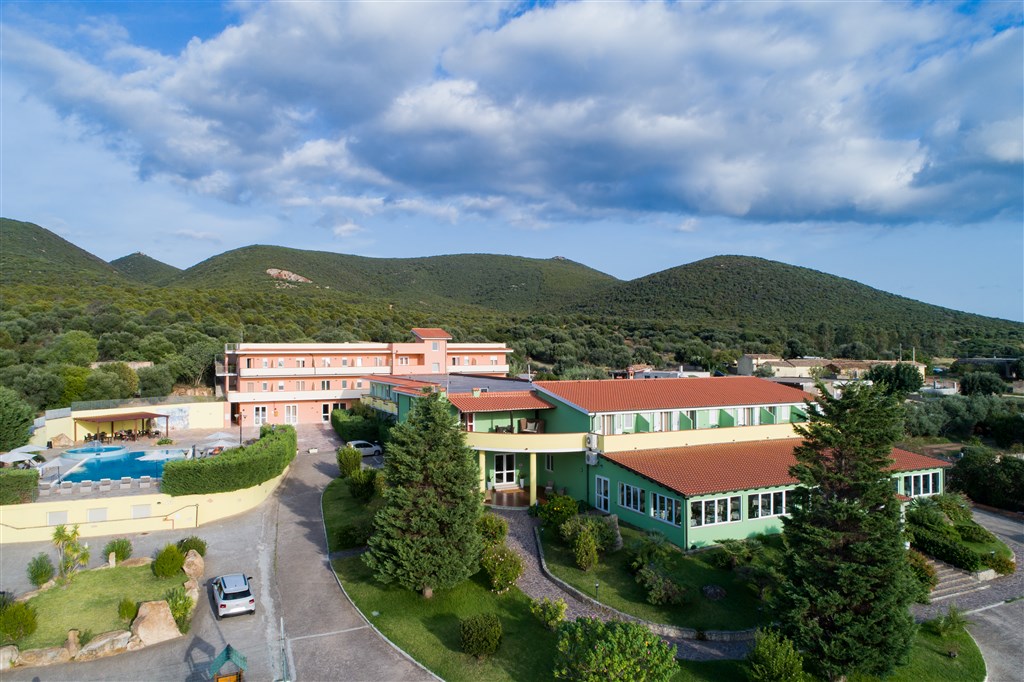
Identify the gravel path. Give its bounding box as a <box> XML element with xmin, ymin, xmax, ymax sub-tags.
<box><xmin>498</xmin><ymin>509</ymin><xmax>752</xmax><ymax>661</ymax></box>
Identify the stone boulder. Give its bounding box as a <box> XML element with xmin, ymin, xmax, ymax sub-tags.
<box><xmin>119</xmin><ymin>557</ymin><xmax>152</xmax><ymax>568</ymax></box>
<box><xmin>64</xmin><ymin>630</ymin><xmax>81</xmax><ymax>658</ymax></box>
<box><xmin>130</xmin><ymin>601</ymin><xmax>181</xmax><ymax>647</ymax></box>
<box><xmin>0</xmin><ymin>645</ymin><xmax>18</xmax><ymax>671</ymax></box>
<box><xmin>182</xmin><ymin>549</ymin><xmax>204</xmax><ymax>582</ymax></box>
<box><xmin>75</xmin><ymin>631</ymin><xmax>132</xmax><ymax>662</ymax></box>
<box><xmin>702</xmin><ymin>584</ymin><xmax>728</xmax><ymax>601</ymax></box>
<box><xmin>16</xmin><ymin>646</ymin><xmax>71</xmax><ymax>667</ymax></box>
<box><xmin>183</xmin><ymin>578</ymin><xmax>201</xmax><ymax>607</ymax></box>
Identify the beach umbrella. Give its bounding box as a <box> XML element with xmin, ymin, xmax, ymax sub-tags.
<box><xmin>0</xmin><ymin>451</ymin><xmax>35</xmax><ymax>464</ymax></box>
<box><xmin>204</xmin><ymin>431</ymin><xmax>235</xmax><ymax>441</ymax></box>
<box><xmin>11</xmin><ymin>444</ymin><xmax>46</xmax><ymax>453</ymax></box>
<box><xmin>203</xmin><ymin>438</ymin><xmax>240</xmax><ymax>449</ymax></box>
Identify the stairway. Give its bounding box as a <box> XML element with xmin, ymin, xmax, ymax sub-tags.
<box><xmin>928</xmin><ymin>558</ymin><xmax>990</xmax><ymax>602</ymax></box>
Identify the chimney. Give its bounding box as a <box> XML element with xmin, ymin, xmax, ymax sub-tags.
<box><xmin>472</xmin><ymin>388</ymin><xmax>481</xmax><ymax>397</ymax></box>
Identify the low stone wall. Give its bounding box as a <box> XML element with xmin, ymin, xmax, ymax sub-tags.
<box><xmin>533</xmin><ymin>527</ymin><xmax>757</xmax><ymax>643</ymax></box>
<box><xmin>1</xmin><ymin>550</ymin><xmax>204</xmax><ymax>671</ymax></box>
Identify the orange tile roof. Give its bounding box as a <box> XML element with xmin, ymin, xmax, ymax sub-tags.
<box><xmin>411</xmin><ymin>327</ymin><xmax>452</xmax><ymax>340</ymax></box>
<box><xmin>602</xmin><ymin>439</ymin><xmax>950</xmax><ymax>496</ymax></box>
<box><xmin>536</xmin><ymin>376</ymin><xmax>815</xmax><ymax>413</ymax></box>
<box><xmin>446</xmin><ymin>391</ymin><xmax>554</xmax><ymax>413</ymax></box>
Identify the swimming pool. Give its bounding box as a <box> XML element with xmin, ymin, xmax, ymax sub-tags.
<box><xmin>60</xmin><ymin>447</ymin><xmax>189</xmax><ymax>483</ymax></box>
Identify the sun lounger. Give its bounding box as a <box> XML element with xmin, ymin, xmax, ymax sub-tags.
<box><xmin>99</xmin><ymin>478</ymin><xmax>112</xmax><ymax>492</ymax></box>
<box><xmin>80</xmin><ymin>480</ymin><xmax>93</xmax><ymax>493</ymax></box>
<box><xmin>39</xmin><ymin>482</ymin><xmax>52</xmax><ymax>497</ymax></box>
<box><xmin>120</xmin><ymin>476</ymin><xmax>133</xmax><ymax>489</ymax></box>
<box><xmin>139</xmin><ymin>475</ymin><xmax>152</xmax><ymax>489</ymax></box>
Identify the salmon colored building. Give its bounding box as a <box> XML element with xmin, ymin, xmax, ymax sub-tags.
<box><xmin>217</xmin><ymin>328</ymin><xmax>511</xmax><ymax>427</ymax></box>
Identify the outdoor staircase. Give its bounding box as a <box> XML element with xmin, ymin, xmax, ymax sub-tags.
<box><xmin>928</xmin><ymin>558</ymin><xmax>990</xmax><ymax>602</ymax></box>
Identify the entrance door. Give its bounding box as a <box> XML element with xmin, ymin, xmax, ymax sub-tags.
<box><xmin>322</xmin><ymin>404</ymin><xmax>331</xmax><ymax>423</ymax></box>
<box><xmin>284</xmin><ymin>404</ymin><xmax>298</xmax><ymax>425</ymax></box>
<box><xmin>494</xmin><ymin>453</ymin><xmax>516</xmax><ymax>486</ymax></box>
<box><xmin>595</xmin><ymin>475</ymin><xmax>610</xmax><ymax>512</ymax></box>
<box><xmin>253</xmin><ymin>405</ymin><xmax>268</xmax><ymax>426</ymax></box>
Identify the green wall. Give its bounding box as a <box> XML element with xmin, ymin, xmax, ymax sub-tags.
<box><xmin>535</xmin><ymin>392</ymin><xmax>592</xmax><ymax>433</ymax></box>
<box><xmin>472</xmin><ymin>409</ymin><xmax>543</xmax><ymax>433</ymax></box>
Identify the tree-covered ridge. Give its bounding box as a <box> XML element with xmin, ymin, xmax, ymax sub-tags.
<box><xmin>0</xmin><ymin>218</ymin><xmax>126</xmax><ymax>287</ymax></box>
<box><xmin>109</xmin><ymin>252</ymin><xmax>182</xmax><ymax>285</ymax></box>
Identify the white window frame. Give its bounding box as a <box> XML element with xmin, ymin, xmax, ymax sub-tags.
<box><xmin>321</xmin><ymin>380</ymin><xmax>331</xmax><ymax>390</ymax></box>
<box><xmin>297</xmin><ymin>359</ymin><xmax>306</xmax><ymax>368</ymax></box>
<box><xmin>47</xmin><ymin>511</ymin><xmax>68</xmax><ymax>526</ymax></box>
<box><xmin>618</xmin><ymin>482</ymin><xmax>645</xmax><ymax>514</ymax></box>
<box><xmin>399</xmin><ymin>357</ymin><xmax>409</xmax><ymax>366</ymax></box>
<box><xmin>432</xmin><ymin>342</ymin><xmax>439</xmax><ymax>351</ymax></box>
<box><xmin>545</xmin><ymin>453</ymin><xmax>554</xmax><ymax>472</ymax></box>
<box><xmin>689</xmin><ymin>496</ymin><xmax>741</xmax><ymax>527</ymax></box>
<box><xmin>903</xmin><ymin>472</ymin><xmax>941</xmax><ymax>497</ymax></box>
<box><xmin>278</xmin><ymin>381</ymin><xmax>285</xmax><ymax>391</ymax></box>
<box><xmin>284</xmin><ymin>404</ymin><xmax>298</xmax><ymax>425</ymax></box>
<box><xmin>297</xmin><ymin>380</ymin><xmax>305</xmax><ymax>391</ymax></box>
<box><xmin>595</xmin><ymin>475</ymin><xmax>610</xmax><ymax>512</ymax></box>
<box><xmin>748</xmin><ymin>490</ymin><xmax>788</xmax><ymax>519</ymax></box>
<box><xmin>88</xmin><ymin>507</ymin><xmax>108</xmax><ymax>523</ymax></box>
<box><xmin>131</xmin><ymin>504</ymin><xmax>151</xmax><ymax>519</ymax></box>
<box><xmin>323</xmin><ymin>358</ymin><xmax>331</xmax><ymax>368</ymax></box>
<box><xmin>261</xmin><ymin>382</ymin><xmax>269</xmax><ymax>392</ymax></box>
<box><xmin>650</xmin><ymin>492</ymin><xmax>681</xmax><ymax>526</ymax></box>
<box><xmin>277</xmin><ymin>358</ymin><xmax>284</xmax><ymax>368</ymax></box>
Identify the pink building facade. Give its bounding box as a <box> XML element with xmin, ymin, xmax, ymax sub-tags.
<box><xmin>218</xmin><ymin>328</ymin><xmax>512</xmax><ymax>427</ymax></box>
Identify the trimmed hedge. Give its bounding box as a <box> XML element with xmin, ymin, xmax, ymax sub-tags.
<box><xmin>955</xmin><ymin>523</ymin><xmax>996</xmax><ymax>544</ymax></box>
<box><xmin>460</xmin><ymin>613</ymin><xmax>502</xmax><ymax>658</ymax></box>
<box><xmin>161</xmin><ymin>425</ymin><xmax>296</xmax><ymax>495</ymax></box>
<box><xmin>912</xmin><ymin>528</ymin><xmax>982</xmax><ymax>572</ymax></box>
<box><xmin>330</xmin><ymin>410</ymin><xmax>380</xmax><ymax>443</ymax></box>
<box><xmin>0</xmin><ymin>469</ymin><xmax>39</xmax><ymax>505</ymax></box>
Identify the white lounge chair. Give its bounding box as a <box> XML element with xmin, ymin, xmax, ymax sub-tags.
<box><xmin>120</xmin><ymin>476</ymin><xmax>133</xmax><ymax>489</ymax></box>
<box><xmin>139</xmin><ymin>475</ymin><xmax>152</xmax><ymax>489</ymax></box>
<box><xmin>99</xmin><ymin>478</ymin><xmax>112</xmax><ymax>492</ymax></box>
<box><xmin>80</xmin><ymin>480</ymin><xmax>93</xmax><ymax>493</ymax></box>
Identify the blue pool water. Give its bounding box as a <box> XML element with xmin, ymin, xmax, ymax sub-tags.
<box><xmin>61</xmin><ymin>448</ymin><xmax>188</xmax><ymax>483</ymax></box>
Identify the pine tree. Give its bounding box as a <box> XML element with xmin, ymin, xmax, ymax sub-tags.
<box><xmin>774</xmin><ymin>382</ymin><xmax>917</xmax><ymax>682</ymax></box>
<box><xmin>363</xmin><ymin>391</ymin><xmax>483</xmax><ymax>598</ymax></box>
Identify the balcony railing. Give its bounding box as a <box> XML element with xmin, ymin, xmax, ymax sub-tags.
<box><xmin>465</xmin><ymin>431</ymin><xmax>586</xmax><ymax>453</ymax></box>
<box><xmin>597</xmin><ymin>423</ymin><xmax>800</xmax><ymax>453</ymax></box>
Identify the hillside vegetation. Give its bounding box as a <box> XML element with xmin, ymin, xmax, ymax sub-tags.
<box><xmin>110</xmin><ymin>252</ymin><xmax>182</xmax><ymax>285</ymax></box>
<box><xmin>0</xmin><ymin>218</ymin><xmax>125</xmax><ymax>286</ymax></box>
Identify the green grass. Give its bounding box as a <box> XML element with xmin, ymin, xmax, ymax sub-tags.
<box><xmin>20</xmin><ymin>565</ymin><xmax>185</xmax><ymax>649</ymax></box>
<box><xmin>961</xmin><ymin>536</ymin><xmax>1013</xmax><ymax>561</ymax></box>
<box><xmin>672</xmin><ymin>659</ymin><xmax>748</xmax><ymax>681</ymax></box>
<box><xmin>540</xmin><ymin>526</ymin><xmax>769</xmax><ymax>631</ymax></box>
<box><xmin>333</xmin><ymin>556</ymin><xmax>557</xmax><ymax>682</ymax></box>
<box><xmin>322</xmin><ymin>477</ymin><xmax>375</xmax><ymax>552</ymax></box>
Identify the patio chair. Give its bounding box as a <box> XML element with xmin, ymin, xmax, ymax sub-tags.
<box><xmin>139</xmin><ymin>476</ymin><xmax>152</xmax><ymax>489</ymax></box>
<box><xmin>79</xmin><ymin>480</ymin><xmax>93</xmax><ymax>493</ymax></box>
<box><xmin>545</xmin><ymin>480</ymin><xmax>555</xmax><ymax>496</ymax></box>
<box><xmin>39</xmin><ymin>482</ymin><xmax>52</xmax><ymax>497</ymax></box>
<box><xmin>61</xmin><ymin>481</ymin><xmax>73</xmax><ymax>492</ymax></box>
<box><xmin>99</xmin><ymin>478</ymin><xmax>112</xmax><ymax>492</ymax></box>
<box><xmin>120</xmin><ymin>476</ymin><xmax>133</xmax><ymax>489</ymax></box>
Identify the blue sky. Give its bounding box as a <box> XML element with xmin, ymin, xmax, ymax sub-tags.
<box><xmin>2</xmin><ymin>1</ymin><xmax>1022</xmax><ymax>321</ymax></box>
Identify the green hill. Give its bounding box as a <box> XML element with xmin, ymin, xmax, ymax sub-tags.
<box><xmin>110</xmin><ymin>252</ymin><xmax>182</xmax><ymax>285</ymax></box>
<box><xmin>170</xmin><ymin>246</ymin><xmax>619</xmax><ymax>311</ymax></box>
<box><xmin>0</xmin><ymin>218</ymin><xmax>126</xmax><ymax>286</ymax></box>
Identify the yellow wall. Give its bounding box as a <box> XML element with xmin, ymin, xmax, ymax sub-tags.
<box><xmin>465</xmin><ymin>431</ymin><xmax>586</xmax><ymax>453</ymax></box>
<box><xmin>600</xmin><ymin>423</ymin><xmax>799</xmax><ymax>452</ymax></box>
<box><xmin>31</xmin><ymin>402</ymin><xmax>230</xmax><ymax>446</ymax></box>
<box><xmin>0</xmin><ymin>468</ymin><xmax>286</xmax><ymax>544</ymax></box>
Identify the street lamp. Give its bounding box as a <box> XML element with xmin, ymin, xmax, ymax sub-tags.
<box><xmin>238</xmin><ymin>408</ymin><xmax>245</xmax><ymax>445</ymax></box>
<box><xmin>595</xmin><ymin>580</ymin><xmax>599</xmax><ymax>598</ymax></box>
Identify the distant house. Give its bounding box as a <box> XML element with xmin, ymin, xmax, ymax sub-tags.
<box><xmin>738</xmin><ymin>354</ymin><xmax>926</xmax><ymax>381</ymax></box>
<box><xmin>612</xmin><ymin>364</ymin><xmax>711</xmax><ymax>379</ymax></box>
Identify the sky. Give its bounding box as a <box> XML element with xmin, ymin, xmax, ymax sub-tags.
<box><xmin>1</xmin><ymin>1</ymin><xmax>1022</xmax><ymax>322</ymax></box>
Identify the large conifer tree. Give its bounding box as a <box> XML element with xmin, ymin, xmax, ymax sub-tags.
<box><xmin>774</xmin><ymin>382</ymin><xmax>917</xmax><ymax>682</ymax></box>
<box><xmin>363</xmin><ymin>391</ymin><xmax>483</xmax><ymax>598</ymax></box>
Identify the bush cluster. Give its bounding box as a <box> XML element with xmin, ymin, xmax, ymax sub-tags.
<box><xmin>153</xmin><ymin>544</ymin><xmax>185</xmax><ymax>578</ymax></box>
<box><xmin>0</xmin><ymin>600</ymin><xmax>38</xmax><ymax>644</ymax></box>
<box><xmin>636</xmin><ymin>566</ymin><xmax>687</xmax><ymax>606</ymax></box>
<box><xmin>560</xmin><ymin>515</ymin><xmax>616</xmax><ymax>552</ymax></box>
<box><xmin>103</xmin><ymin>537</ymin><xmax>133</xmax><ymax>562</ymax></box>
<box><xmin>954</xmin><ymin>523</ymin><xmax>996</xmax><ymax>544</ymax></box>
<box><xmin>746</xmin><ymin>628</ymin><xmax>808</xmax><ymax>682</ymax></box>
<box><xmin>573</xmin><ymin>525</ymin><xmax>599</xmax><ymax>572</ymax></box>
<box><xmin>539</xmin><ymin>494</ymin><xmax>580</xmax><ymax>529</ymax></box>
<box><xmin>530</xmin><ymin>597</ymin><xmax>567</xmax><ymax>630</ymax></box>
<box><xmin>118</xmin><ymin>597</ymin><xmax>138</xmax><ymax>624</ymax></box>
<box><xmin>982</xmin><ymin>553</ymin><xmax>1016</xmax><ymax>576</ymax></box>
<box><xmin>480</xmin><ymin>543</ymin><xmax>523</xmax><ymax>593</ymax></box>
<box><xmin>335</xmin><ymin>521</ymin><xmax>373</xmax><ymax>549</ymax></box>
<box><xmin>330</xmin><ymin>410</ymin><xmax>382</xmax><ymax>443</ymax></box>
<box><xmin>460</xmin><ymin>613</ymin><xmax>502</xmax><ymax>658</ymax></box>
<box><xmin>554</xmin><ymin>617</ymin><xmax>677</xmax><ymax>682</ymax></box>
<box><xmin>626</xmin><ymin>532</ymin><xmax>670</xmax><ymax>573</ymax></box>
<box><xmin>346</xmin><ymin>468</ymin><xmax>377</xmax><ymax>503</ymax></box>
<box><xmin>337</xmin><ymin>446</ymin><xmax>362</xmax><ymax>478</ymax></box>
<box><xmin>0</xmin><ymin>469</ymin><xmax>39</xmax><ymax>505</ymax></box>
<box><xmin>477</xmin><ymin>513</ymin><xmax>508</xmax><ymax>547</ymax></box>
<box><xmin>27</xmin><ymin>552</ymin><xmax>55</xmax><ymax>588</ymax></box>
<box><xmin>177</xmin><ymin>535</ymin><xmax>207</xmax><ymax>557</ymax></box>
<box><xmin>911</xmin><ymin>529</ymin><xmax>982</xmax><ymax>572</ymax></box>
<box><xmin>906</xmin><ymin>549</ymin><xmax>938</xmax><ymax>602</ymax></box>
<box><xmin>164</xmin><ymin>586</ymin><xmax>194</xmax><ymax>634</ymax></box>
<box><xmin>932</xmin><ymin>493</ymin><xmax>974</xmax><ymax>524</ymax></box>
<box><xmin>161</xmin><ymin>425</ymin><xmax>297</xmax><ymax>495</ymax></box>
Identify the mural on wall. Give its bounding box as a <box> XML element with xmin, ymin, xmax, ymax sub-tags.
<box><xmin>167</xmin><ymin>407</ymin><xmax>190</xmax><ymax>431</ymax></box>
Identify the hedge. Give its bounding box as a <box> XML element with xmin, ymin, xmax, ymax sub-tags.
<box><xmin>330</xmin><ymin>410</ymin><xmax>380</xmax><ymax>443</ymax></box>
<box><xmin>161</xmin><ymin>425</ymin><xmax>296</xmax><ymax>495</ymax></box>
<box><xmin>0</xmin><ymin>469</ymin><xmax>39</xmax><ymax>505</ymax></box>
<box><xmin>911</xmin><ymin>528</ymin><xmax>983</xmax><ymax>572</ymax></box>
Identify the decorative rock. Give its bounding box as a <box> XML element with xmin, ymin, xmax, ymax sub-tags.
<box><xmin>109</xmin><ymin>552</ymin><xmax>117</xmax><ymax>568</ymax></box>
<box><xmin>182</xmin><ymin>549</ymin><xmax>204</xmax><ymax>582</ymax></box>
<box><xmin>0</xmin><ymin>645</ymin><xmax>18</xmax><ymax>670</ymax></box>
<box><xmin>16</xmin><ymin>646</ymin><xmax>71</xmax><ymax>667</ymax></box>
<box><xmin>119</xmin><ymin>557</ymin><xmax>153</xmax><ymax>568</ymax></box>
<box><xmin>130</xmin><ymin>601</ymin><xmax>181</xmax><ymax>647</ymax></box>
<box><xmin>702</xmin><ymin>584</ymin><xmax>728</xmax><ymax>601</ymax></box>
<box><xmin>605</xmin><ymin>514</ymin><xmax>624</xmax><ymax>552</ymax></box>
<box><xmin>64</xmin><ymin>629</ymin><xmax>81</xmax><ymax>658</ymax></box>
<box><xmin>74</xmin><ymin>630</ymin><xmax>132</xmax><ymax>662</ymax></box>
<box><xmin>183</xmin><ymin>578</ymin><xmax>201</xmax><ymax>606</ymax></box>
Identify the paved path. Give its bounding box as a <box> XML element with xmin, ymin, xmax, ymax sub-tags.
<box><xmin>498</xmin><ymin>509</ymin><xmax>752</xmax><ymax>661</ymax></box>
<box><xmin>967</xmin><ymin>600</ymin><xmax>1024</xmax><ymax>682</ymax></box>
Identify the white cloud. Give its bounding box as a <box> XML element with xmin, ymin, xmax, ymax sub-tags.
<box><xmin>332</xmin><ymin>221</ymin><xmax>364</xmax><ymax>238</ymax></box>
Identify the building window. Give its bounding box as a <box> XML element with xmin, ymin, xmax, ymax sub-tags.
<box><xmin>623</xmin><ymin>414</ymin><xmax>636</xmax><ymax>433</ymax></box>
<box><xmin>356</xmin><ymin>380</ymin><xmax>363</xmax><ymax>388</ymax></box>
<box><xmin>262</xmin><ymin>359</ymin><xmax>269</xmax><ymax>368</ymax></box>
<box><xmin>322</xmin><ymin>358</ymin><xmax>331</xmax><ymax>367</ymax></box>
<box><xmin>690</xmin><ymin>496</ymin><xmax>741</xmax><ymax>527</ymax></box>
<box><xmin>490</xmin><ymin>356</ymin><xmax>498</xmax><ymax>365</ymax></box>
<box><xmin>297</xmin><ymin>381</ymin><xmax>305</xmax><ymax>391</ymax></box>
<box><xmin>247</xmin><ymin>382</ymin><xmax>255</xmax><ymax>392</ymax></box>
<box><xmin>748</xmin><ymin>490</ymin><xmax>788</xmax><ymax>518</ymax></box>
<box><xmin>432</xmin><ymin>342</ymin><xmax>439</xmax><ymax>351</ymax></box>
<box><xmin>277</xmin><ymin>358</ymin><xmax>284</xmax><ymax>367</ymax></box>
<box><xmin>262</xmin><ymin>382</ymin><xmax>269</xmax><ymax>392</ymax></box>
<box><xmin>321</xmin><ymin>380</ymin><xmax>331</xmax><ymax>390</ymax></box>
<box><xmin>650</xmin><ymin>493</ymin><xmax>681</xmax><ymax>526</ymax></box>
<box><xmin>341</xmin><ymin>380</ymin><xmax>348</xmax><ymax>389</ymax></box>
<box><xmin>47</xmin><ymin>511</ymin><xmax>68</xmax><ymax>526</ymax></box>
<box><xmin>618</xmin><ymin>482</ymin><xmax>645</xmax><ymax>514</ymax></box>
<box><xmin>374</xmin><ymin>357</ymin><xmax>383</xmax><ymax>366</ymax></box>
<box><xmin>278</xmin><ymin>382</ymin><xmax>285</xmax><ymax>391</ymax></box>
<box><xmin>545</xmin><ymin>454</ymin><xmax>554</xmax><ymax>472</ymax></box>
<box><xmin>452</xmin><ymin>357</ymin><xmax>461</xmax><ymax>366</ymax></box>
<box><xmin>399</xmin><ymin>357</ymin><xmax>409</xmax><ymax>366</ymax></box>
<box><xmin>356</xmin><ymin>357</ymin><xmax>363</xmax><ymax>367</ymax></box>
<box><xmin>132</xmin><ymin>504</ymin><xmax>151</xmax><ymax>519</ymax></box>
<box><xmin>903</xmin><ymin>472</ymin><xmax>940</xmax><ymax>497</ymax></box>
<box><xmin>432</xmin><ymin>363</ymin><xmax>440</xmax><ymax>372</ymax></box>
<box><xmin>297</xmin><ymin>359</ymin><xmax>306</xmax><ymax>368</ymax></box>
<box><xmin>342</xmin><ymin>358</ymin><xmax>349</xmax><ymax>366</ymax></box>
<box><xmin>88</xmin><ymin>507</ymin><xmax>107</xmax><ymax>523</ymax></box>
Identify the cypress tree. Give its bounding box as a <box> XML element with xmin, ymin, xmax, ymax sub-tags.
<box><xmin>363</xmin><ymin>391</ymin><xmax>483</xmax><ymax>598</ymax></box>
<box><xmin>774</xmin><ymin>382</ymin><xmax>917</xmax><ymax>682</ymax></box>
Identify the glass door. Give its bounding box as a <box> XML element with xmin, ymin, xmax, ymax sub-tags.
<box><xmin>595</xmin><ymin>475</ymin><xmax>610</xmax><ymax>512</ymax></box>
<box><xmin>494</xmin><ymin>453</ymin><xmax>516</xmax><ymax>486</ymax></box>
<box><xmin>253</xmin><ymin>405</ymin><xmax>268</xmax><ymax>426</ymax></box>
<box><xmin>285</xmin><ymin>404</ymin><xmax>298</xmax><ymax>425</ymax></box>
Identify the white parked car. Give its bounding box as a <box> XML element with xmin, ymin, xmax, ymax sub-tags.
<box><xmin>212</xmin><ymin>573</ymin><xmax>255</xmax><ymax>618</ymax></box>
<box><xmin>346</xmin><ymin>440</ymin><xmax>382</xmax><ymax>457</ymax></box>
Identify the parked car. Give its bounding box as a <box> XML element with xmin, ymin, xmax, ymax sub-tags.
<box><xmin>212</xmin><ymin>573</ymin><xmax>256</xmax><ymax>618</ymax></box>
<box><xmin>347</xmin><ymin>440</ymin><xmax>383</xmax><ymax>457</ymax></box>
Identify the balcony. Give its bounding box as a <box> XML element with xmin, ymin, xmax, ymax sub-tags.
<box><xmin>237</xmin><ymin>366</ymin><xmax>391</xmax><ymax>378</ymax></box>
<box><xmin>465</xmin><ymin>431</ymin><xmax>586</xmax><ymax>453</ymax></box>
<box><xmin>228</xmin><ymin>389</ymin><xmax>368</xmax><ymax>403</ymax></box>
<box><xmin>215</xmin><ymin>356</ymin><xmax>236</xmax><ymax>377</ymax></box>
<box><xmin>597</xmin><ymin>423</ymin><xmax>800</xmax><ymax>453</ymax></box>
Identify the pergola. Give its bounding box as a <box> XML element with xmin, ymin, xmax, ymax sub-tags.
<box><xmin>73</xmin><ymin>411</ymin><xmax>169</xmax><ymax>442</ymax></box>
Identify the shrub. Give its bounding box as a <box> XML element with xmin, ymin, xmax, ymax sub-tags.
<box><xmin>480</xmin><ymin>543</ymin><xmax>523</xmax><ymax>593</ymax></box>
<box><xmin>982</xmin><ymin>553</ymin><xmax>1016</xmax><ymax>576</ymax></box>
<box><xmin>746</xmin><ymin>628</ymin><xmax>808</xmax><ymax>682</ymax></box>
<box><xmin>118</xmin><ymin>597</ymin><xmax>138</xmax><ymax>623</ymax></box>
<box><xmin>161</xmin><ymin>425</ymin><xmax>297</xmax><ymax>495</ymax></box>
<box><xmin>0</xmin><ymin>469</ymin><xmax>39</xmax><ymax>505</ymax></box>
<box><xmin>936</xmin><ymin>604</ymin><xmax>972</xmax><ymax>639</ymax></box>
<box><xmin>460</xmin><ymin>613</ymin><xmax>502</xmax><ymax>658</ymax></box>
<box><xmin>636</xmin><ymin>566</ymin><xmax>687</xmax><ymax>606</ymax></box>
<box><xmin>530</xmin><ymin>597</ymin><xmax>567</xmax><ymax>630</ymax></box>
<box><xmin>906</xmin><ymin>549</ymin><xmax>939</xmax><ymax>602</ymax></box>
<box><xmin>0</xmin><ymin>601</ymin><xmax>38</xmax><ymax>644</ymax></box>
<box><xmin>372</xmin><ymin>468</ymin><xmax>388</xmax><ymax>497</ymax></box>
<box><xmin>153</xmin><ymin>544</ymin><xmax>185</xmax><ymax>578</ymax></box>
<box><xmin>477</xmin><ymin>513</ymin><xmax>508</xmax><ymax>547</ymax></box>
<box><xmin>27</xmin><ymin>553</ymin><xmax>55</xmax><ymax>588</ymax></box>
<box><xmin>573</xmin><ymin>525</ymin><xmax>599</xmax><ymax>572</ymax></box>
<box><xmin>933</xmin><ymin>493</ymin><xmax>974</xmax><ymax>524</ymax></box>
<box><xmin>78</xmin><ymin>629</ymin><xmax>94</xmax><ymax>646</ymax></box>
<box><xmin>176</xmin><ymin>535</ymin><xmax>207</xmax><ymax>557</ymax></box>
<box><xmin>911</xmin><ymin>528</ymin><xmax>982</xmax><ymax>572</ymax></box>
<box><xmin>709</xmin><ymin>538</ymin><xmax>763</xmax><ymax>570</ymax></box>
<box><xmin>559</xmin><ymin>515</ymin><xmax>615</xmax><ymax>552</ymax></box>
<box><xmin>626</xmin><ymin>531</ymin><xmax>670</xmax><ymax>573</ymax></box>
<box><xmin>539</xmin><ymin>494</ymin><xmax>579</xmax><ymax>530</ymax></box>
<box><xmin>554</xmin><ymin>617</ymin><xmax>677</xmax><ymax>681</ymax></box>
<box><xmin>156</xmin><ymin>437</ymin><xmax>174</xmax><ymax>445</ymax></box>
<box><xmin>346</xmin><ymin>468</ymin><xmax>377</xmax><ymax>504</ymax></box>
<box><xmin>164</xmin><ymin>586</ymin><xmax>194</xmax><ymax>634</ymax></box>
<box><xmin>102</xmin><ymin>537</ymin><xmax>133</xmax><ymax>562</ymax></box>
<box><xmin>560</xmin><ymin>515</ymin><xmax>586</xmax><ymax>544</ymax></box>
<box><xmin>337</xmin><ymin>446</ymin><xmax>362</xmax><ymax>478</ymax></box>
<box><xmin>335</xmin><ymin>521</ymin><xmax>373</xmax><ymax>549</ymax></box>
<box><xmin>955</xmin><ymin>523</ymin><xmax>996</xmax><ymax>544</ymax></box>
<box><xmin>330</xmin><ymin>410</ymin><xmax>381</xmax><ymax>443</ymax></box>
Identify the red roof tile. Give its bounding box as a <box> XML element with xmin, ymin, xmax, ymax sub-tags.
<box><xmin>602</xmin><ymin>439</ymin><xmax>950</xmax><ymax>496</ymax></box>
<box><xmin>446</xmin><ymin>391</ymin><xmax>553</xmax><ymax>413</ymax></box>
<box><xmin>536</xmin><ymin>377</ymin><xmax>815</xmax><ymax>413</ymax></box>
<box><xmin>411</xmin><ymin>328</ymin><xmax>452</xmax><ymax>340</ymax></box>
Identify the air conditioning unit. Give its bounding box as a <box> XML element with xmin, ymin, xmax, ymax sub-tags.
<box><xmin>585</xmin><ymin>433</ymin><xmax>599</xmax><ymax>450</ymax></box>
<box><xmin>585</xmin><ymin>452</ymin><xmax>599</xmax><ymax>466</ymax></box>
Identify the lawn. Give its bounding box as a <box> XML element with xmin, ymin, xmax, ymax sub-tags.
<box><xmin>540</xmin><ymin>525</ymin><xmax>770</xmax><ymax>631</ymax></box>
<box><xmin>333</xmin><ymin>556</ymin><xmax>557</xmax><ymax>682</ymax></box>
<box><xmin>20</xmin><ymin>565</ymin><xmax>185</xmax><ymax>649</ymax></box>
<box><xmin>322</xmin><ymin>477</ymin><xmax>374</xmax><ymax>552</ymax></box>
